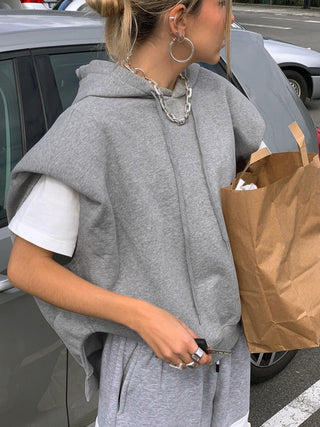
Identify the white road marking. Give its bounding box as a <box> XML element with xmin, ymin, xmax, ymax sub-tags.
<box><xmin>270</xmin><ymin>16</ymin><xmax>320</xmax><ymax>22</ymax></box>
<box><xmin>270</xmin><ymin>16</ymin><xmax>305</xmax><ymax>21</ymax></box>
<box><xmin>240</xmin><ymin>23</ymin><xmax>292</xmax><ymax>30</ymax></box>
<box><xmin>260</xmin><ymin>379</ymin><xmax>320</xmax><ymax>427</ymax></box>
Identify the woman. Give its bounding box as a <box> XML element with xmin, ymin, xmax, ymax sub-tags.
<box><xmin>7</xmin><ymin>0</ymin><xmax>265</xmax><ymax>425</ymax></box>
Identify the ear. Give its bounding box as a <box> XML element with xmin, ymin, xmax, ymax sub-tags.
<box><xmin>166</xmin><ymin>4</ymin><xmax>187</xmax><ymax>37</ymax></box>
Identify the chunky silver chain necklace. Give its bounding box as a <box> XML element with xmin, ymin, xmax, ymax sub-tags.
<box><xmin>124</xmin><ymin>63</ymin><xmax>192</xmax><ymax>126</ymax></box>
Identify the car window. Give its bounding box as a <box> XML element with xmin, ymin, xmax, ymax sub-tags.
<box><xmin>49</xmin><ymin>50</ymin><xmax>108</xmax><ymax>110</ymax></box>
<box><xmin>0</xmin><ymin>60</ymin><xmax>23</xmax><ymax>223</ymax></box>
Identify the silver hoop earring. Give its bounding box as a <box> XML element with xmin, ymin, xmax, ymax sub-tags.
<box><xmin>169</xmin><ymin>33</ymin><xmax>194</xmax><ymax>64</ymax></box>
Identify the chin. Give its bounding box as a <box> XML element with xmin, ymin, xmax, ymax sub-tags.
<box><xmin>204</xmin><ymin>53</ymin><xmax>220</xmax><ymax>66</ymax></box>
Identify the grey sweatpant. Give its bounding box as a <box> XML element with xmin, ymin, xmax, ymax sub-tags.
<box><xmin>97</xmin><ymin>331</ymin><xmax>250</xmax><ymax>427</ymax></box>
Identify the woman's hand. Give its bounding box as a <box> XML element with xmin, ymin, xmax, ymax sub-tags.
<box><xmin>130</xmin><ymin>301</ymin><xmax>212</xmax><ymax>368</ymax></box>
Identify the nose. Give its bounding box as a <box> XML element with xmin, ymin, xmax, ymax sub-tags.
<box><xmin>231</xmin><ymin>14</ymin><xmax>235</xmax><ymax>24</ymax></box>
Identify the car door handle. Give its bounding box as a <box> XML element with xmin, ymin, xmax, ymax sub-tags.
<box><xmin>0</xmin><ymin>274</ymin><xmax>13</xmax><ymax>292</ymax></box>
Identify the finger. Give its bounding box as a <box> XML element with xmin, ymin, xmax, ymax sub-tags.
<box><xmin>174</xmin><ymin>325</ymin><xmax>210</xmax><ymax>364</ymax></box>
<box><xmin>186</xmin><ymin>360</ymin><xmax>199</xmax><ymax>369</ymax></box>
<box><xmin>199</xmin><ymin>353</ymin><xmax>212</xmax><ymax>365</ymax></box>
<box><xmin>186</xmin><ymin>342</ymin><xmax>212</xmax><ymax>366</ymax></box>
<box><xmin>175</xmin><ymin>325</ymin><xmax>212</xmax><ymax>365</ymax></box>
<box><xmin>169</xmin><ymin>361</ymin><xmax>187</xmax><ymax>370</ymax></box>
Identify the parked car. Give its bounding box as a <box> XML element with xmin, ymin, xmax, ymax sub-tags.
<box><xmin>264</xmin><ymin>38</ymin><xmax>320</xmax><ymax>104</ymax></box>
<box><xmin>53</xmin><ymin>0</ymin><xmax>89</xmax><ymax>11</ymax></box>
<box><xmin>232</xmin><ymin>21</ymin><xmax>320</xmax><ymax>104</ymax></box>
<box><xmin>21</xmin><ymin>0</ymin><xmax>56</xmax><ymax>10</ymax></box>
<box><xmin>0</xmin><ymin>10</ymin><xmax>318</xmax><ymax>426</ymax></box>
<box><xmin>0</xmin><ymin>0</ymin><xmax>22</xmax><ymax>8</ymax></box>
<box><xmin>0</xmin><ymin>0</ymin><xmax>56</xmax><ymax>10</ymax></box>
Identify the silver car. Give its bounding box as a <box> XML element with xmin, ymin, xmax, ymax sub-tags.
<box><xmin>232</xmin><ymin>21</ymin><xmax>320</xmax><ymax>104</ymax></box>
<box><xmin>0</xmin><ymin>10</ymin><xmax>318</xmax><ymax>426</ymax></box>
<box><xmin>0</xmin><ymin>0</ymin><xmax>22</xmax><ymax>8</ymax></box>
<box><xmin>264</xmin><ymin>37</ymin><xmax>320</xmax><ymax>103</ymax></box>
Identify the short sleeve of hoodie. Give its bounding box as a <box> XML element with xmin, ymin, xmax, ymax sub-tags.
<box><xmin>9</xmin><ymin>175</ymin><xmax>80</xmax><ymax>257</ymax></box>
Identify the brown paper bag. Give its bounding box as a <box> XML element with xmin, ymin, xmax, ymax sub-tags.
<box><xmin>221</xmin><ymin>122</ymin><xmax>320</xmax><ymax>353</ymax></box>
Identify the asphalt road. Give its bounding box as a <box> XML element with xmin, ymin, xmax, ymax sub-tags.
<box><xmin>306</xmin><ymin>99</ymin><xmax>320</xmax><ymax>128</ymax></box>
<box><xmin>250</xmin><ymin>347</ymin><xmax>320</xmax><ymax>426</ymax></box>
<box><xmin>233</xmin><ymin>4</ymin><xmax>320</xmax><ymax>128</ymax></box>
<box><xmin>233</xmin><ymin>4</ymin><xmax>320</xmax><ymax>52</ymax></box>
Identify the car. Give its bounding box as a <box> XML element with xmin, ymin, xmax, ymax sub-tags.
<box><xmin>20</xmin><ymin>0</ymin><xmax>56</xmax><ymax>10</ymax></box>
<box><xmin>0</xmin><ymin>10</ymin><xmax>318</xmax><ymax>426</ymax></box>
<box><xmin>0</xmin><ymin>0</ymin><xmax>22</xmax><ymax>8</ymax></box>
<box><xmin>263</xmin><ymin>38</ymin><xmax>320</xmax><ymax>104</ymax></box>
<box><xmin>53</xmin><ymin>0</ymin><xmax>91</xmax><ymax>11</ymax></box>
<box><xmin>0</xmin><ymin>0</ymin><xmax>56</xmax><ymax>10</ymax></box>
<box><xmin>232</xmin><ymin>21</ymin><xmax>320</xmax><ymax>104</ymax></box>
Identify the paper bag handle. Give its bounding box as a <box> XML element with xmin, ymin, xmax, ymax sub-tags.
<box><xmin>241</xmin><ymin>147</ymin><xmax>271</xmax><ymax>175</ymax></box>
<box><xmin>288</xmin><ymin>121</ymin><xmax>309</xmax><ymax>167</ymax></box>
<box><xmin>234</xmin><ymin>146</ymin><xmax>271</xmax><ymax>187</ymax></box>
<box><xmin>248</xmin><ymin>146</ymin><xmax>271</xmax><ymax>166</ymax></box>
<box><xmin>234</xmin><ymin>122</ymin><xmax>308</xmax><ymax>189</ymax></box>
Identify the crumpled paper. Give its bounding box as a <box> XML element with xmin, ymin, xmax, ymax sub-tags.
<box><xmin>235</xmin><ymin>178</ymin><xmax>258</xmax><ymax>191</ymax></box>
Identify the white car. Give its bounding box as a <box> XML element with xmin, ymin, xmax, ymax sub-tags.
<box><xmin>232</xmin><ymin>22</ymin><xmax>320</xmax><ymax>104</ymax></box>
<box><xmin>264</xmin><ymin>37</ymin><xmax>320</xmax><ymax>103</ymax></box>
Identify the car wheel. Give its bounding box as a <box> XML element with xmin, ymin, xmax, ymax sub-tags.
<box><xmin>250</xmin><ymin>350</ymin><xmax>298</xmax><ymax>383</ymax></box>
<box><xmin>283</xmin><ymin>69</ymin><xmax>308</xmax><ymax>104</ymax></box>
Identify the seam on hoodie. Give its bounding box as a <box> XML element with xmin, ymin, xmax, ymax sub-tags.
<box><xmin>192</xmin><ymin>110</ymin><xmax>230</xmax><ymax>246</ymax></box>
<box><xmin>152</xmin><ymin>92</ymin><xmax>201</xmax><ymax>324</ymax></box>
<box><xmin>192</xmin><ymin>110</ymin><xmax>242</xmax><ymax>308</ymax></box>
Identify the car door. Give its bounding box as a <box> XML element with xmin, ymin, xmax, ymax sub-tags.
<box><xmin>0</xmin><ymin>54</ymin><xmax>69</xmax><ymax>426</ymax></box>
<box><xmin>34</xmin><ymin>46</ymin><xmax>109</xmax><ymax>426</ymax></box>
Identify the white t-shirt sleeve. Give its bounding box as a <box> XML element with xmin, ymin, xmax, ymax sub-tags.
<box><xmin>9</xmin><ymin>175</ymin><xmax>80</xmax><ymax>257</ymax></box>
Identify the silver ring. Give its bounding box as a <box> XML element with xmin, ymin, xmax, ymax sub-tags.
<box><xmin>169</xmin><ymin>362</ymin><xmax>186</xmax><ymax>370</ymax></box>
<box><xmin>186</xmin><ymin>361</ymin><xmax>198</xmax><ymax>369</ymax></box>
<box><xmin>191</xmin><ymin>347</ymin><xmax>204</xmax><ymax>363</ymax></box>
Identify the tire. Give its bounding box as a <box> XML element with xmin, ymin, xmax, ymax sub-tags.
<box><xmin>250</xmin><ymin>350</ymin><xmax>298</xmax><ymax>384</ymax></box>
<box><xmin>283</xmin><ymin>69</ymin><xmax>308</xmax><ymax>104</ymax></box>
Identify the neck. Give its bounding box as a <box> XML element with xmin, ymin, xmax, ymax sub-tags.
<box><xmin>128</xmin><ymin>40</ymin><xmax>188</xmax><ymax>91</ymax></box>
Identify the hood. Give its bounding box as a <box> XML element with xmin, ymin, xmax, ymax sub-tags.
<box><xmin>73</xmin><ymin>59</ymin><xmax>201</xmax><ymax>104</ymax></box>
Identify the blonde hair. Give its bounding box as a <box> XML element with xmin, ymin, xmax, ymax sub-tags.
<box><xmin>87</xmin><ymin>0</ymin><xmax>232</xmax><ymax>71</ymax></box>
<box><xmin>225</xmin><ymin>0</ymin><xmax>232</xmax><ymax>76</ymax></box>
